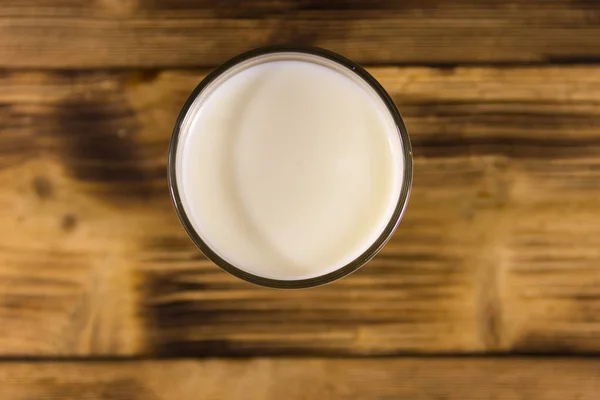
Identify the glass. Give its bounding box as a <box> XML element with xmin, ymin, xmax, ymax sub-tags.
<box><xmin>168</xmin><ymin>46</ymin><xmax>412</xmax><ymax>288</ymax></box>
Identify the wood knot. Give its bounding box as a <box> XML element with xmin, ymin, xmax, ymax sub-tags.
<box><xmin>32</xmin><ymin>176</ymin><xmax>54</xmax><ymax>200</ymax></box>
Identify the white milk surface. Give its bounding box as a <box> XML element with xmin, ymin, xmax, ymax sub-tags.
<box><xmin>176</xmin><ymin>54</ymin><xmax>404</xmax><ymax>280</ymax></box>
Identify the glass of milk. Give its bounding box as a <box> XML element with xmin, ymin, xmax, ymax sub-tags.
<box><xmin>168</xmin><ymin>46</ymin><xmax>412</xmax><ymax>288</ymax></box>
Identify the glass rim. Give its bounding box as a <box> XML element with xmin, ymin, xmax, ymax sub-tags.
<box><xmin>168</xmin><ymin>45</ymin><xmax>413</xmax><ymax>289</ymax></box>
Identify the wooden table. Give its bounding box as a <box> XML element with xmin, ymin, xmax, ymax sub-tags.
<box><xmin>1</xmin><ymin>1</ymin><xmax>600</xmax><ymax>398</ymax></box>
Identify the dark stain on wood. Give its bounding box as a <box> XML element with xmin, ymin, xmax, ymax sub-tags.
<box><xmin>510</xmin><ymin>333</ymin><xmax>582</xmax><ymax>354</ymax></box>
<box><xmin>543</xmin><ymin>55</ymin><xmax>600</xmax><ymax>65</ymax></box>
<box><xmin>154</xmin><ymin>339</ymin><xmax>252</xmax><ymax>357</ymax></box>
<box><xmin>139</xmin><ymin>230</ymin><xmax>466</xmax><ymax>355</ymax></box>
<box><xmin>32</xmin><ymin>176</ymin><xmax>54</xmax><ymax>200</ymax></box>
<box><xmin>412</xmin><ymin>136</ymin><xmax>600</xmax><ymax>159</ymax></box>
<box><xmin>152</xmin><ymin>337</ymin><xmax>352</xmax><ymax>357</ymax></box>
<box><xmin>147</xmin><ymin>298</ymin><xmax>447</xmax><ymax>328</ymax></box>
<box><xmin>61</xmin><ymin>213</ymin><xmax>78</xmax><ymax>232</ymax></box>
<box><xmin>52</xmin><ymin>98</ymin><xmax>163</xmax><ymax>204</ymax></box>
<box><xmin>144</xmin><ymin>0</ymin><xmax>278</xmax><ymax>17</ymax></box>
<box><xmin>294</xmin><ymin>0</ymin><xmax>440</xmax><ymax>12</ymax></box>
<box><xmin>53</xmin><ymin>99</ymin><xmax>140</xmax><ymax>181</ymax></box>
<box><xmin>144</xmin><ymin>0</ymin><xmax>411</xmax><ymax>16</ymax></box>
<box><xmin>400</xmin><ymin>100</ymin><xmax>600</xmax><ymax>118</ymax></box>
<box><xmin>141</xmin><ymin>287</ymin><xmax>450</xmax><ymax>355</ymax></box>
<box><xmin>0</xmin><ymin>293</ymin><xmax>72</xmax><ymax>312</ymax></box>
<box><xmin>126</xmin><ymin>70</ymin><xmax>161</xmax><ymax>87</ymax></box>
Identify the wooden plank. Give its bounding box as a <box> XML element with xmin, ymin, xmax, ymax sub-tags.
<box><xmin>1</xmin><ymin>67</ymin><xmax>600</xmax><ymax>356</ymax></box>
<box><xmin>0</xmin><ymin>0</ymin><xmax>600</xmax><ymax>67</ymax></box>
<box><xmin>0</xmin><ymin>358</ymin><xmax>599</xmax><ymax>399</ymax></box>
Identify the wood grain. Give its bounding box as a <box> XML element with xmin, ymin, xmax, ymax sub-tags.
<box><xmin>1</xmin><ymin>0</ymin><xmax>600</xmax><ymax>67</ymax></box>
<box><xmin>1</xmin><ymin>67</ymin><xmax>600</xmax><ymax>356</ymax></box>
<box><xmin>0</xmin><ymin>358</ymin><xmax>599</xmax><ymax>399</ymax></box>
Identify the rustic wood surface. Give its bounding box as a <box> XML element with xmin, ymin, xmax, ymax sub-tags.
<box><xmin>1</xmin><ymin>0</ymin><xmax>600</xmax><ymax>67</ymax></box>
<box><xmin>1</xmin><ymin>0</ymin><xmax>600</xmax><ymax>397</ymax></box>
<box><xmin>1</xmin><ymin>67</ymin><xmax>600</xmax><ymax>356</ymax></box>
<box><xmin>1</xmin><ymin>358</ymin><xmax>599</xmax><ymax>400</ymax></box>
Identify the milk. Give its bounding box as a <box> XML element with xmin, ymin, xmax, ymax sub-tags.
<box><xmin>174</xmin><ymin>53</ymin><xmax>405</xmax><ymax>281</ymax></box>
